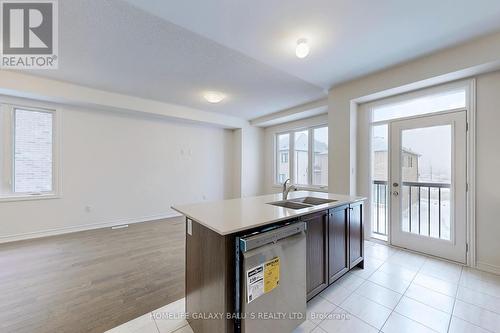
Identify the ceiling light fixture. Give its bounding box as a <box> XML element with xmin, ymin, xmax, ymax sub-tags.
<box><xmin>295</xmin><ymin>38</ymin><xmax>310</xmax><ymax>59</ymax></box>
<box><xmin>203</xmin><ymin>91</ymin><xmax>226</xmax><ymax>103</ymax></box>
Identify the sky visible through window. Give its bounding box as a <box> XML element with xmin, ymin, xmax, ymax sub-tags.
<box><xmin>313</xmin><ymin>127</ymin><xmax>328</xmax><ymax>186</ymax></box>
<box><xmin>314</xmin><ymin>127</ymin><xmax>328</xmax><ymax>151</ymax></box>
<box><xmin>373</xmin><ymin>90</ymin><xmax>466</xmax><ymax>122</ymax></box>
<box><xmin>402</xmin><ymin>125</ymin><xmax>451</xmax><ymax>183</ymax></box>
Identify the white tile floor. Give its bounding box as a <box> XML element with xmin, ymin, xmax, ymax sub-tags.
<box><xmin>105</xmin><ymin>298</ymin><xmax>191</xmax><ymax>333</ymax></box>
<box><xmin>106</xmin><ymin>240</ymin><xmax>500</xmax><ymax>333</ymax></box>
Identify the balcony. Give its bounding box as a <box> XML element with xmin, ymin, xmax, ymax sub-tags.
<box><xmin>372</xmin><ymin>180</ymin><xmax>389</xmax><ymax>238</ymax></box>
<box><xmin>372</xmin><ymin>180</ymin><xmax>451</xmax><ymax>240</ymax></box>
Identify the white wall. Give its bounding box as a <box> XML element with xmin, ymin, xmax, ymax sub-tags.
<box><xmin>328</xmin><ymin>30</ymin><xmax>500</xmax><ymax>195</ymax></box>
<box><xmin>356</xmin><ymin>105</ymin><xmax>372</xmax><ymax>236</ymax></box>
<box><xmin>0</xmin><ymin>104</ymin><xmax>234</xmax><ymax>242</ymax></box>
<box><xmin>0</xmin><ymin>72</ymin><xmax>272</xmax><ymax>242</ymax></box>
<box><xmin>328</xmin><ymin>31</ymin><xmax>500</xmax><ymax>272</ymax></box>
<box><xmin>229</xmin><ymin>126</ymin><xmax>265</xmax><ymax>198</ymax></box>
<box><xmin>475</xmin><ymin>70</ymin><xmax>500</xmax><ymax>273</ymax></box>
<box><xmin>240</xmin><ymin>126</ymin><xmax>265</xmax><ymax>197</ymax></box>
<box><xmin>263</xmin><ymin>114</ymin><xmax>328</xmax><ymax>194</ymax></box>
<box><xmin>232</xmin><ymin>129</ymin><xmax>243</xmax><ymax>198</ymax></box>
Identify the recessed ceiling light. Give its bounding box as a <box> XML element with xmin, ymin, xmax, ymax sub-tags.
<box><xmin>203</xmin><ymin>91</ymin><xmax>226</xmax><ymax>103</ymax></box>
<box><xmin>295</xmin><ymin>38</ymin><xmax>310</xmax><ymax>59</ymax></box>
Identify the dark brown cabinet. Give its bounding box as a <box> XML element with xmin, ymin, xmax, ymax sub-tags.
<box><xmin>328</xmin><ymin>205</ymin><xmax>349</xmax><ymax>283</ymax></box>
<box><xmin>305</xmin><ymin>202</ymin><xmax>364</xmax><ymax>301</ymax></box>
<box><xmin>303</xmin><ymin>211</ymin><xmax>329</xmax><ymax>300</ymax></box>
<box><xmin>182</xmin><ymin>200</ymin><xmax>364</xmax><ymax>332</ymax></box>
<box><xmin>349</xmin><ymin>202</ymin><xmax>364</xmax><ymax>268</ymax></box>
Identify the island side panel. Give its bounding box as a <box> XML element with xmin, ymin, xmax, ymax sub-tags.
<box><xmin>185</xmin><ymin>218</ymin><xmax>235</xmax><ymax>333</ymax></box>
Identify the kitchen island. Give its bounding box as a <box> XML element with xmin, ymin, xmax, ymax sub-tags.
<box><xmin>172</xmin><ymin>191</ymin><xmax>365</xmax><ymax>333</ymax></box>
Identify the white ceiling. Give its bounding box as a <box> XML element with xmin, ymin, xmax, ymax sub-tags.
<box><xmin>26</xmin><ymin>0</ymin><xmax>325</xmax><ymax>120</ymax></box>
<box><xmin>28</xmin><ymin>0</ymin><xmax>500</xmax><ymax>120</ymax></box>
<box><xmin>128</xmin><ymin>0</ymin><xmax>500</xmax><ymax>88</ymax></box>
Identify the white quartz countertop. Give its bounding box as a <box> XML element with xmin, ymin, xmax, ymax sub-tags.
<box><xmin>171</xmin><ymin>191</ymin><xmax>365</xmax><ymax>235</ymax></box>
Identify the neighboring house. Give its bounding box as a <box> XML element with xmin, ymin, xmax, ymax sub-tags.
<box><xmin>372</xmin><ymin>136</ymin><xmax>421</xmax><ymax>235</ymax></box>
<box><xmin>314</xmin><ymin>151</ymin><xmax>328</xmax><ymax>186</ymax></box>
<box><xmin>277</xmin><ymin>136</ymin><xmax>290</xmax><ymax>184</ymax></box>
<box><xmin>293</xmin><ymin>133</ymin><xmax>309</xmax><ymax>184</ymax></box>
<box><xmin>372</xmin><ymin>136</ymin><xmax>420</xmax><ymax>182</ymax></box>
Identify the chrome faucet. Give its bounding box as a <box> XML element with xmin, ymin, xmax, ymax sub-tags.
<box><xmin>282</xmin><ymin>178</ymin><xmax>297</xmax><ymax>200</ymax></box>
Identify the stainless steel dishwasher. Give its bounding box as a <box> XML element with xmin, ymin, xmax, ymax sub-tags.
<box><xmin>239</xmin><ymin>222</ymin><xmax>306</xmax><ymax>333</ymax></box>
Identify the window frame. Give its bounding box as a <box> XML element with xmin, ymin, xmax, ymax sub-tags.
<box><xmin>0</xmin><ymin>102</ymin><xmax>61</xmax><ymax>202</ymax></box>
<box><xmin>311</xmin><ymin>126</ymin><xmax>329</xmax><ymax>187</ymax></box>
<box><xmin>293</xmin><ymin>128</ymin><xmax>310</xmax><ymax>186</ymax></box>
<box><xmin>280</xmin><ymin>151</ymin><xmax>288</xmax><ymax>163</ymax></box>
<box><xmin>274</xmin><ymin>124</ymin><xmax>328</xmax><ymax>190</ymax></box>
<box><xmin>275</xmin><ymin>132</ymin><xmax>291</xmax><ymax>186</ymax></box>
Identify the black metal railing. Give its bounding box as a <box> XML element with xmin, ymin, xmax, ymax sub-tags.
<box><xmin>373</xmin><ymin>180</ymin><xmax>388</xmax><ymax>236</ymax></box>
<box><xmin>372</xmin><ymin>180</ymin><xmax>451</xmax><ymax>239</ymax></box>
<box><xmin>402</xmin><ymin>181</ymin><xmax>451</xmax><ymax>240</ymax></box>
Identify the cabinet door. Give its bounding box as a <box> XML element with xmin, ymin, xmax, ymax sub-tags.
<box><xmin>349</xmin><ymin>202</ymin><xmax>364</xmax><ymax>268</ymax></box>
<box><xmin>328</xmin><ymin>205</ymin><xmax>349</xmax><ymax>283</ymax></box>
<box><xmin>304</xmin><ymin>211</ymin><xmax>329</xmax><ymax>301</ymax></box>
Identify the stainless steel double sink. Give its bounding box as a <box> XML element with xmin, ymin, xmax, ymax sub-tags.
<box><xmin>267</xmin><ymin>196</ymin><xmax>338</xmax><ymax>210</ymax></box>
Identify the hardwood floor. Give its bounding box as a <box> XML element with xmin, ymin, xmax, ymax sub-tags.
<box><xmin>0</xmin><ymin>217</ymin><xmax>185</xmax><ymax>333</ymax></box>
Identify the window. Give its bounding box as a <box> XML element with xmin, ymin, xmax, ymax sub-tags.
<box><xmin>276</xmin><ymin>133</ymin><xmax>290</xmax><ymax>184</ymax></box>
<box><xmin>294</xmin><ymin>130</ymin><xmax>308</xmax><ymax>185</ymax></box>
<box><xmin>0</xmin><ymin>104</ymin><xmax>58</xmax><ymax>199</ymax></box>
<box><xmin>372</xmin><ymin>88</ymin><xmax>466</xmax><ymax>123</ymax></box>
<box><xmin>403</xmin><ymin>155</ymin><xmax>413</xmax><ymax>168</ymax></box>
<box><xmin>280</xmin><ymin>152</ymin><xmax>288</xmax><ymax>163</ymax></box>
<box><xmin>313</xmin><ymin>127</ymin><xmax>328</xmax><ymax>186</ymax></box>
<box><xmin>275</xmin><ymin>125</ymin><xmax>328</xmax><ymax>188</ymax></box>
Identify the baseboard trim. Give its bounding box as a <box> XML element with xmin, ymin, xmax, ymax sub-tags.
<box><xmin>0</xmin><ymin>212</ymin><xmax>183</xmax><ymax>244</ymax></box>
<box><xmin>476</xmin><ymin>261</ymin><xmax>500</xmax><ymax>275</ymax></box>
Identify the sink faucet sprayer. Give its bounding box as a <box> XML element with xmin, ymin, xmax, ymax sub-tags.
<box><xmin>282</xmin><ymin>178</ymin><xmax>297</xmax><ymax>200</ymax></box>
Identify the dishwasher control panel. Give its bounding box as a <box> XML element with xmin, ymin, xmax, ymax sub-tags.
<box><xmin>240</xmin><ymin>222</ymin><xmax>305</xmax><ymax>252</ymax></box>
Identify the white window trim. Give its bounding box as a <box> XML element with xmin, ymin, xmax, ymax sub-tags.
<box><xmin>273</xmin><ymin>124</ymin><xmax>328</xmax><ymax>190</ymax></box>
<box><xmin>0</xmin><ymin>102</ymin><xmax>61</xmax><ymax>202</ymax></box>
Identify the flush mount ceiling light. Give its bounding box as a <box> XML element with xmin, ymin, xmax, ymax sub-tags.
<box><xmin>203</xmin><ymin>91</ymin><xmax>226</xmax><ymax>103</ymax></box>
<box><xmin>295</xmin><ymin>38</ymin><xmax>310</xmax><ymax>59</ymax></box>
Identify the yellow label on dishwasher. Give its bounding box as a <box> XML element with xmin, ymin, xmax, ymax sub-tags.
<box><xmin>264</xmin><ymin>257</ymin><xmax>280</xmax><ymax>293</ymax></box>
